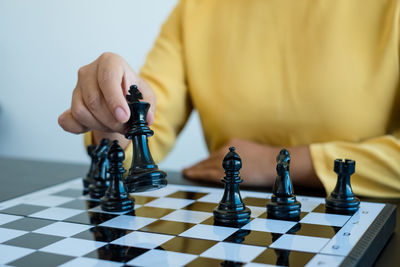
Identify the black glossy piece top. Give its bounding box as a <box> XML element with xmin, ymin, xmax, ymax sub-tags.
<box><xmin>89</xmin><ymin>139</ymin><xmax>110</xmax><ymax>199</ymax></box>
<box><xmin>124</xmin><ymin>84</ymin><xmax>167</xmax><ymax>193</ymax></box>
<box><xmin>326</xmin><ymin>159</ymin><xmax>360</xmax><ymax>214</ymax></box>
<box><xmin>101</xmin><ymin>140</ymin><xmax>134</xmax><ymax>212</ymax></box>
<box><xmin>213</xmin><ymin>147</ymin><xmax>251</xmax><ymax>227</ymax></box>
<box><xmin>267</xmin><ymin>149</ymin><xmax>301</xmax><ymax>220</ymax></box>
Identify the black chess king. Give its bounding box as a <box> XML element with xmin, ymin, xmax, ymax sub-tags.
<box><xmin>124</xmin><ymin>85</ymin><xmax>167</xmax><ymax>192</ymax></box>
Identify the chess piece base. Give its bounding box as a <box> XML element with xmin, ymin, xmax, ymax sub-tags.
<box><xmin>125</xmin><ymin>170</ymin><xmax>167</xmax><ymax>193</ymax></box>
<box><xmin>101</xmin><ymin>196</ymin><xmax>134</xmax><ymax>212</ymax></box>
<box><xmin>213</xmin><ymin>207</ymin><xmax>251</xmax><ymax>227</ymax></box>
<box><xmin>89</xmin><ymin>184</ymin><xmax>108</xmax><ymax>199</ymax></box>
<box><xmin>326</xmin><ymin>196</ymin><xmax>360</xmax><ymax>215</ymax></box>
<box><xmin>267</xmin><ymin>198</ymin><xmax>301</xmax><ymax>220</ymax></box>
<box><xmin>82</xmin><ymin>177</ymin><xmax>91</xmax><ymax>195</ymax></box>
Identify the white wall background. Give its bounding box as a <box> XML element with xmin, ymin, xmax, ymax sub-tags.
<box><xmin>0</xmin><ymin>0</ymin><xmax>209</xmax><ymax>170</ymax></box>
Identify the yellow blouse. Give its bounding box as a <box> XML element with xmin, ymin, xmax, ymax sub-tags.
<box><xmin>87</xmin><ymin>0</ymin><xmax>400</xmax><ymax>198</ymax></box>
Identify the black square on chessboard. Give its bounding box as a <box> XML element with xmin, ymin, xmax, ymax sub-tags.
<box><xmin>243</xmin><ymin>197</ymin><xmax>268</xmax><ymax>207</ymax></box>
<box><xmin>7</xmin><ymin>251</ymin><xmax>74</xmax><ymax>267</ymax></box>
<box><xmin>4</xmin><ymin>232</ymin><xmax>63</xmax><ymax>249</ymax></box>
<box><xmin>199</xmin><ymin>216</ymin><xmax>254</xmax><ymax>226</ymax></box>
<box><xmin>0</xmin><ymin>204</ymin><xmax>48</xmax><ymax>216</ymax></box>
<box><xmin>288</xmin><ymin>223</ymin><xmax>340</xmax><ymax>238</ymax></box>
<box><xmin>51</xmin><ymin>188</ymin><xmax>82</xmax><ymax>198</ymax></box>
<box><xmin>157</xmin><ymin>236</ymin><xmax>217</xmax><ymax>254</ymax></box>
<box><xmin>72</xmin><ymin>226</ymin><xmax>132</xmax><ymax>242</ymax></box>
<box><xmin>139</xmin><ymin>220</ymin><xmax>196</xmax><ymax>236</ymax></box>
<box><xmin>182</xmin><ymin>202</ymin><xmax>216</xmax><ymax>212</ymax></box>
<box><xmin>1</xmin><ymin>217</ymin><xmax>55</xmax><ymax>231</ymax></box>
<box><xmin>84</xmin><ymin>244</ymin><xmax>149</xmax><ymax>263</ymax></box>
<box><xmin>126</xmin><ymin>206</ymin><xmax>174</xmax><ymax>218</ymax></box>
<box><xmin>186</xmin><ymin>257</ymin><xmax>244</xmax><ymax>267</ymax></box>
<box><xmin>132</xmin><ymin>195</ymin><xmax>157</xmax><ymax>205</ymax></box>
<box><xmin>253</xmin><ymin>248</ymin><xmax>315</xmax><ymax>266</ymax></box>
<box><xmin>64</xmin><ymin>211</ymin><xmax>117</xmax><ymax>225</ymax></box>
<box><xmin>59</xmin><ymin>199</ymin><xmax>100</xmax><ymax>210</ymax></box>
<box><xmin>166</xmin><ymin>191</ymin><xmax>208</xmax><ymax>200</ymax></box>
<box><xmin>224</xmin><ymin>229</ymin><xmax>281</xmax><ymax>247</ymax></box>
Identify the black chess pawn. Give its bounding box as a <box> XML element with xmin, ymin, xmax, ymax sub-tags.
<box><xmin>89</xmin><ymin>138</ymin><xmax>110</xmax><ymax>199</ymax></box>
<box><xmin>326</xmin><ymin>159</ymin><xmax>360</xmax><ymax>214</ymax></box>
<box><xmin>124</xmin><ymin>85</ymin><xmax>167</xmax><ymax>193</ymax></box>
<box><xmin>213</xmin><ymin>147</ymin><xmax>251</xmax><ymax>227</ymax></box>
<box><xmin>101</xmin><ymin>140</ymin><xmax>134</xmax><ymax>212</ymax></box>
<box><xmin>83</xmin><ymin>145</ymin><xmax>96</xmax><ymax>195</ymax></box>
<box><xmin>267</xmin><ymin>149</ymin><xmax>301</xmax><ymax>220</ymax></box>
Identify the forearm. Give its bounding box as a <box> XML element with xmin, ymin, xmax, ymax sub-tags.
<box><xmin>289</xmin><ymin>146</ymin><xmax>323</xmax><ymax>189</ymax></box>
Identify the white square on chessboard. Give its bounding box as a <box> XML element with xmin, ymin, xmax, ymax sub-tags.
<box><xmin>90</xmin><ymin>204</ymin><xmax>141</xmax><ymax>215</ymax></box>
<box><xmin>29</xmin><ymin>207</ymin><xmax>84</xmax><ymax>221</ymax></box>
<box><xmin>0</xmin><ymin>228</ymin><xmax>27</xmax><ymax>243</ymax></box>
<box><xmin>305</xmin><ymin>254</ymin><xmax>344</xmax><ymax>267</ymax></box>
<box><xmin>33</xmin><ymin>222</ymin><xmax>92</xmax><ymax>237</ymax></box>
<box><xmin>112</xmin><ymin>231</ymin><xmax>174</xmax><ymax>249</ymax></box>
<box><xmin>197</xmin><ymin>192</ymin><xmax>222</xmax><ymax>203</ymax></box>
<box><xmin>201</xmin><ymin>242</ymin><xmax>266</xmax><ymax>262</ymax></box>
<box><xmin>300</xmin><ymin>212</ymin><xmax>351</xmax><ymax>227</ymax></box>
<box><xmin>58</xmin><ymin>257</ymin><xmax>123</xmax><ymax>267</ymax></box>
<box><xmin>270</xmin><ymin>234</ymin><xmax>330</xmax><ymax>253</ymax></box>
<box><xmin>161</xmin><ymin>210</ymin><xmax>212</xmax><ymax>223</ymax></box>
<box><xmin>247</xmin><ymin>206</ymin><xmax>266</xmax><ymax>218</ymax></box>
<box><xmin>144</xmin><ymin>197</ymin><xmax>195</xmax><ymax>209</ymax></box>
<box><xmin>0</xmin><ymin>214</ymin><xmax>23</xmax><ymax>226</ymax></box>
<box><xmin>23</xmin><ymin>195</ymin><xmax>74</xmax><ymax>207</ymax></box>
<box><xmin>40</xmin><ymin>237</ymin><xmax>106</xmax><ymax>257</ymax></box>
<box><xmin>100</xmin><ymin>215</ymin><xmax>156</xmax><ymax>230</ymax></box>
<box><xmin>179</xmin><ymin>224</ymin><xmax>238</xmax><ymax>241</ymax></box>
<box><xmin>242</xmin><ymin>218</ymin><xmax>297</xmax><ymax>234</ymax></box>
<box><xmin>127</xmin><ymin>249</ymin><xmax>197</xmax><ymax>267</ymax></box>
<box><xmin>131</xmin><ymin>186</ymin><xmax>179</xmax><ymax>198</ymax></box>
<box><xmin>0</xmin><ymin>244</ymin><xmax>34</xmax><ymax>265</ymax></box>
<box><xmin>299</xmin><ymin>201</ymin><xmax>321</xmax><ymax>212</ymax></box>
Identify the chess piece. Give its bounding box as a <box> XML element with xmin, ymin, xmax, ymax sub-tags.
<box><xmin>89</xmin><ymin>138</ymin><xmax>110</xmax><ymax>199</ymax></box>
<box><xmin>267</xmin><ymin>149</ymin><xmax>301</xmax><ymax>220</ymax></box>
<box><xmin>83</xmin><ymin>145</ymin><xmax>96</xmax><ymax>195</ymax></box>
<box><xmin>214</xmin><ymin>147</ymin><xmax>251</xmax><ymax>227</ymax></box>
<box><xmin>101</xmin><ymin>140</ymin><xmax>134</xmax><ymax>212</ymax></box>
<box><xmin>326</xmin><ymin>159</ymin><xmax>360</xmax><ymax>214</ymax></box>
<box><xmin>124</xmin><ymin>85</ymin><xmax>167</xmax><ymax>193</ymax></box>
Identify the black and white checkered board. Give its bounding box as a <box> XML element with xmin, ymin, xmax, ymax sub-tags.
<box><xmin>0</xmin><ymin>178</ymin><xmax>396</xmax><ymax>267</ymax></box>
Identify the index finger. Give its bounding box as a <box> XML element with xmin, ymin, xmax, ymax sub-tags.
<box><xmin>97</xmin><ymin>60</ymin><xmax>130</xmax><ymax>123</ymax></box>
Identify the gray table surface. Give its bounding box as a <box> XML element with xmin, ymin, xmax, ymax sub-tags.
<box><xmin>0</xmin><ymin>156</ymin><xmax>398</xmax><ymax>266</ymax></box>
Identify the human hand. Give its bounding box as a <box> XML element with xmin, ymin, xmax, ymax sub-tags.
<box><xmin>183</xmin><ymin>139</ymin><xmax>280</xmax><ymax>186</ymax></box>
<box><xmin>58</xmin><ymin>52</ymin><xmax>157</xmax><ymax>135</ymax></box>
<box><xmin>183</xmin><ymin>138</ymin><xmax>321</xmax><ymax>188</ymax></box>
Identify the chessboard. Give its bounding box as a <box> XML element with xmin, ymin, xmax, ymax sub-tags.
<box><xmin>0</xmin><ymin>178</ymin><xmax>396</xmax><ymax>267</ymax></box>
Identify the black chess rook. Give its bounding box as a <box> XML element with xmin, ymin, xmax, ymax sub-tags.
<box><xmin>124</xmin><ymin>85</ymin><xmax>167</xmax><ymax>193</ymax></box>
<box><xmin>101</xmin><ymin>140</ymin><xmax>134</xmax><ymax>212</ymax></box>
<box><xmin>213</xmin><ymin>147</ymin><xmax>251</xmax><ymax>227</ymax></box>
<box><xmin>89</xmin><ymin>138</ymin><xmax>110</xmax><ymax>199</ymax></box>
<box><xmin>267</xmin><ymin>149</ymin><xmax>301</xmax><ymax>220</ymax></box>
<box><xmin>326</xmin><ymin>159</ymin><xmax>360</xmax><ymax>214</ymax></box>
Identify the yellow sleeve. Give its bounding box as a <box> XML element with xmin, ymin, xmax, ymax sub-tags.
<box><xmin>310</xmin><ymin>130</ymin><xmax>400</xmax><ymax>198</ymax></box>
<box><xmin>127</xmin><ymin>0</ymin><xmax>191</xmax><ymax>164</ymax></box>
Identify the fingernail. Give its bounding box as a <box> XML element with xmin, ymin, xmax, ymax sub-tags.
<box><xmin>114</xmin><ymin>107</ymin><xmax>128</xmax><ymax>122</ymax></box>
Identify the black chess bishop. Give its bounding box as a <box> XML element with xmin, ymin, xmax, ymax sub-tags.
<box><xmin>213</xmin><ymin>147</ymin><xmax>251</xmax><ymax>227</ymax></box>
<box><xmin>267</xmin><ymin>149</ymin><xmax>301</xmax><ymax>220</ymax></box>
<box><xmin>101</xmin><ymin>140</ymin><xmax>134</xmax><ymax>212</ymax></box>
<box><xmin>83</xmin><ymin>144</ymin><xmax>96</xmax><ymax>195</ymax></box>
<box><xmin>326</xmin><ymin>159</ymin><xmax>360</xmax><ymax>214</ymax></box>
<box><xmin>89</xmin><ymin>138</ymin><xmax>110</xmax><ymax>199</ymax></box>
<box><xmin>124</xmin><ymin>85</ymin><xmax>167</xmax><ymax>193</ymax></box>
